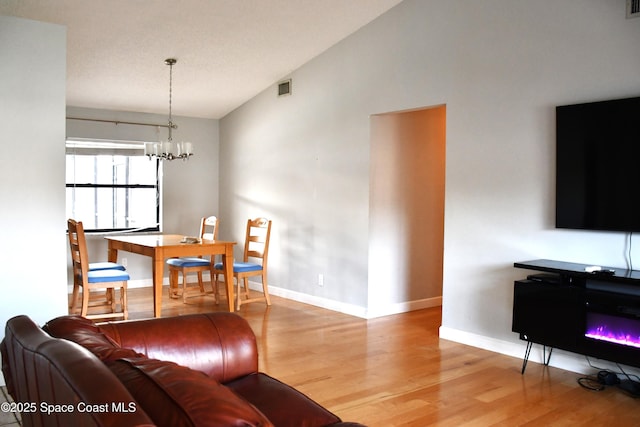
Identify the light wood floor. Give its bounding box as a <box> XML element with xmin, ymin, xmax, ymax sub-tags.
<box><xmin>97</xmin><ymin>287</ymin><xmax>640</xmax><ymax>426</ymax></box>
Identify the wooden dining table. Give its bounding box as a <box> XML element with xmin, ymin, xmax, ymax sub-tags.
<box><xmin>105</xmin><ymin>234</ymin><xmax>236</xmax><ymax>317</ymax></box>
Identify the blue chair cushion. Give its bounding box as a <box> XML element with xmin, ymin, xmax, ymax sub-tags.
<box><xmin>87</xmin><ymin>269</ymin><xmax>130</xmax><ymax>283</ymax></box>
<box><xmin>166</xmin><ymin>257</ymin><xmax>211</xmax><ymax>268</ymax></box>
<box><xmin>89</xmin><ymin>261</ymin><xmax>126</xmax><ymax>271</ymax></box>
<box><xmin>214</xmin><ymin>262</ymin><xmax>263</xmax><ymax>273</ymax></box>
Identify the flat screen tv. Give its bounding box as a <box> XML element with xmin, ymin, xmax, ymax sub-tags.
<box><xmin>556</xmin><ymin>96</ymin><xmax>640</xmax><ymax>232</ymax></box>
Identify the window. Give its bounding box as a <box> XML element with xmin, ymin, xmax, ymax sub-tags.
<box><xmin>66</xmin><ymin>139</ymin><xmax>160</xmax><ymax>232</ymax></box>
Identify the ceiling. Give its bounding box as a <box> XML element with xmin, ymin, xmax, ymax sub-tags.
<box><xmin>1</xmin><ymin>0</ymin><xmax>403</xmax><ymax>119</ymax></box>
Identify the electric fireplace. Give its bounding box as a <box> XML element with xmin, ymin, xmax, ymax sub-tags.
<box><xmin>513</xmin><ymin>259</ymin><xmax>640</xmax><ymax>373</ymax></box>
<box><xmin>582</xmin><ymin>283</ymin><xmax>640</xmax><ymax>365</ymax></box>
<box><xmin>585</xmin><ymin>312</ymin><xmax>640</xmax><ymax>349</ymax></box>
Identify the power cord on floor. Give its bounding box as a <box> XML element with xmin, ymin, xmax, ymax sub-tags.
<box><xmin>577</xmin><ymin>370</ymin><xmax>618</xmax><ymax>391</ymax></box>
<box><xmin>577</xmin><ymin>358</ymin><xmax>640</xmax><ymax>397</ymax></box>
<box><xmin>577</xmin><ymin>375</ymin><xmax>605</xmax><ymax>391</ymax></box>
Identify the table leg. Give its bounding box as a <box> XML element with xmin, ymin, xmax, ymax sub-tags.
<box><xmin>107</xmin><ymin>244</ymin><xmax>118</xmax><ymax>263</ymax></box>
<box><xmin>106</xmin><ymin>244</ymin><xmax>118</xmax><ymax>308</ymax></box>
<box><xmin>152</xmin><ymin>254</ymin><xmax>164</xmax><ymax>317</ymax></box>
<box><xmin>223</xmin><ymin>246</ymin><xmax>235</xmax><ymax>312</ymax></box>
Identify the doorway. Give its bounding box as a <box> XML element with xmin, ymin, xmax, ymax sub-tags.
<box><xmin>368</xmin><ymin>105</ymin><xmax>446</xmax><ymax>315</ymax></box>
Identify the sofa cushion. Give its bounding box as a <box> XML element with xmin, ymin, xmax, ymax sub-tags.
<box><xmin>109</xmin><ymin>357</ymin><xmax>273</xmax><ymax>427</ymax></box>
<box><xmin>43</xmin><ymin>315</ymin><xmax>144</xmax><ymax>362</ymax></box>
<box><xmin>226</xmin><ymin>372</ymin><xmax>342</xmax><ymax>427</ymax></box>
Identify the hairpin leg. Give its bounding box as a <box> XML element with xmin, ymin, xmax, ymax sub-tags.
<box><xmin>543</xmin><ymin>345</ymin><xmax>553</xmax><ymax>366</ymax></box>
<box><xmin>521</xmin><ymin>341</ymin><xmax>554</xmax><ymax>374</ymax></box>
<box><xmin>521</xmin><ymin>341</ymin><xmax>533</xmax><ymax>374</ymax></box>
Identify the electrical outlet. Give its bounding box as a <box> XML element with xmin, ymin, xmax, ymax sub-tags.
<box><xmin>122</xmin><ymin>258</ymin><xmax>128</xmax><ymax>268</ymax></box>
<box><xmin>318</xmin><ymin>274</ymin><xmax>324</xmax><ymax>287</ymax></box>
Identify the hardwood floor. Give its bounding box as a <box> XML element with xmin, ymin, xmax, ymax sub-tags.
<box><xmin>105</xmin><ymin>287</ymin><xmax>639</xmax><ymax>425</ymax></box>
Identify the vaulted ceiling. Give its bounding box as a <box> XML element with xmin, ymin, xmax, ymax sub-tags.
<box><xmin>1</xmin><ymin>0</ymin><xmax>403</xmax><ymax>119</ymax></box>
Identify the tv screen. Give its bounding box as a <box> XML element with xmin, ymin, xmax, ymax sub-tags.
<box><xmin>556</xmin><ymin>96</ymin><xmax>640</xmax><ymax>232</ymax></box>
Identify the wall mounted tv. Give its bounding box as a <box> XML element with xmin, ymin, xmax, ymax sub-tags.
<box><xmin>556</xmin><ymin>96</ymin><xmax>640</xmax><ymax>232</ymax></box>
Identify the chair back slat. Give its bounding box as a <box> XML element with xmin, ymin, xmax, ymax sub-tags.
<box><xmin>243</xmin><ymin>218</ymin><xmax>272</xmax><ymax>266</ymax></box>
<box><xmin>200</xmin><ymin>215</ymin><xmax>219</xmax><ymax>241</ymax></box>
<box><xmin>67</xmin><ymin>219</ymin><xmax>90</xmax><ymax>287</ymax></box>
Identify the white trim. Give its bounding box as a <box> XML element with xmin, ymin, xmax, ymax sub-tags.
<box><xmin>250</xmin><ymin>280</ymin><xmax>442</xmax><ymax>319</ymax></box>
<box><xmin>439</xmin><ymin>326</ymin><xmax>640</xmax><ymax>376</ymax></box>
<box><xmin>365</xmin><ymin>296</ymin><xmax>442</xmax><ymax>319</ymax></box>
<box><xmin>266</xmin><ymin>284</ymin><xmax>370</xmax><ymax>318</ymax></box>
<box><xmin>127</xmin><ymin>278</ymin><xmax>161</xmax><ymax>289</ymax></box>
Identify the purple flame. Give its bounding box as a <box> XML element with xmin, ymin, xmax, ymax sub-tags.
<box><xmin>585</xmin><ymin>313</ymin><xmax>640</xmax><ymax>349</ymax></box>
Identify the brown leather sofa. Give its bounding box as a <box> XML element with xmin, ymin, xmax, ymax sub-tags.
<box><xmin>1</xmin><ymin>313</ymin><xmax>365</xmax><ymax>427</ymax></box>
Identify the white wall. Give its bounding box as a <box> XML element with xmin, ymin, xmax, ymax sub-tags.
<box><xmin>219</xmin><ymin>58</ymin><xmax>374</xmax><ymax>313</ymax></box>
<box><xmin>0</xmin><ymin>16</ymin><xmax>67</xmax><ymax>386</ymax></box>
<box><xmin>66</xmin><ymin>107</ymin><xmax>219</xmax><ymax>287</ymax></box>
<box><xmin>220</xmin><ymin>0</ymin><xmax>640</xmax><ymax>372</ymax></box>
<box><xmin>437</xmin><ymin>0</ymin><xmax>640</xmax><ymax>374</ymax></box>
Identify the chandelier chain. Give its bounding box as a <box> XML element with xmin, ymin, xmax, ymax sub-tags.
<box><xmin>167</xmin><ymin>59</ymin><xmax>174</xmax><ymax>141</ymax></box>
<box><xmin>144</xmin><ymin>57</ymin><xmax>193</xmax><ymax>161</ymax></box>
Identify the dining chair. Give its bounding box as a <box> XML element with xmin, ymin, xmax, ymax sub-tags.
<box><xmin>67</xmin><ymin>219</ymin><xmax>129</xmax><ymax>320</ymax></box>
<box><xmin>67</xmin><ymin>220</ymin><xmax>126</xmax><ymax>313</ymax></box>
<box><xmin>167</xmin><ymin>216</ymin><xmax>219</xmax><ymax>303</ymax></box>
<box><xmin>213</xmin><ymin>217</ymin><xmax>272</xmax><ymax>310</ymax></box>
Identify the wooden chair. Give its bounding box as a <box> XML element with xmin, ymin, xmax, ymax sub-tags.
<box><xmin>213</xmin><ymin>217</ymin><xmax>272</xmax><ymax>310</ymax></box>
<box><xmin>167</xmin><ymin>216</ymin><xmax>219</xmax><ymax>303</ymax></box>
<box><xmin>67</xmin><ymin>219</ymin><xmax>129</xmax><ymax>320</ymax></box>
<box><xmin>67</xmin><ymin>221</ymin><xmax>125</xmax><ymax>313</ymax></box>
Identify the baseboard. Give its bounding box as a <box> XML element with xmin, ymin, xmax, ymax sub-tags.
<box><xmin>365</xmin><ymin>296</ymin><xmax>442</xmax><ymax>319</ymax></box>
<box><xmin>264</xmin><ymin>284</ymin><xmax>370</xmax><ymax>318</ymax></box>
<box><xmin>126</xmin><ymin>278</ymin><xmax>159</xmax><ymax>289</ymax></box>
<box><xmin>254</xmin><ymin>281</ymin><xmax>442</xmax><ymax>319</ymax></box>
<box><xmin>439</xmin><ymin>326</ymin><xmax>640</xmax><ymax>377</ymax></box>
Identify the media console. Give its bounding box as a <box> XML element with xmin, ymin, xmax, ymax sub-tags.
<box><xmin>513</xmin><ymin>259</ymin><xmax>640</xmax><ymax>374</ymax></box>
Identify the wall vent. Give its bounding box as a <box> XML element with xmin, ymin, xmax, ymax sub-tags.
<box><xmin>278</xmin><ymin>79</ymin><xmax>291</xmax><ymax>97</ymax></box>
<box><xmin>627</xmin><ymin>0</ymin><xmax>640</xmax><ymax>18</ymax></box>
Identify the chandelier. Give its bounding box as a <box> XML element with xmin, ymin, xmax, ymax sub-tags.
<box><xmin>144</xmin><ymin>58</ymin><xmax>193</xmax><ymax>161</ymax></box>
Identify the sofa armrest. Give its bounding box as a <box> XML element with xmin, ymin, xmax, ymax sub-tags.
<box><xmin>99</xmin><ymin>312</ymin><xmax>258</xmax><ymax>383</ymax></box>
<box><xmin>2</xmin><ymin>315</ymin><xmax>154</xmax><ymax>427</ymax></box>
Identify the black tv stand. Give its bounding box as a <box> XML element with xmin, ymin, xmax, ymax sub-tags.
<box><xmin>513</xmin><ymin>259</ymin><xmax>640</xmax><ymax>374</ymax></box>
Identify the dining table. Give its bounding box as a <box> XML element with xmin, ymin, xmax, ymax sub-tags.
<box><xmin>105</xmin><ymin>234</ymin><xmax>236</xmax><ymax>317</ymax></box>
